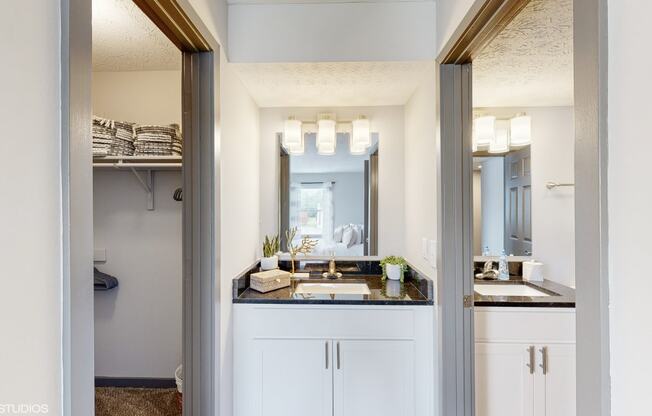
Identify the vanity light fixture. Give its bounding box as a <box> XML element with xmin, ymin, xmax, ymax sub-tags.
<box><xmin>509</xmin><ymin>114</ymin><xmax>532</xmax><ymax>146</ymax></box>
<box><xmin>286</xmin><ymin>136</ymin><xmax>305</xmax><ymax>155</ymax></box>
<box><xmin>474</xmin><ymin>115</ymin><xmax>495</xmax><ymax>148</ymax></box>
<box><xmin>349</xmin><ymin>136</ymin><xmax>368</xmax><ymax>155</ymax></box>
<box><xmin>317</xmin><ymin>116</ymin><xmax>336</xmax><ymax>155</ymax></box>
<box><xmin>352</xmin><ymin>116</ymin><xmax>371</xmax><ymax>148</ymax></box>
<box><xmin>488</xmin><ymin>120</ymin><xmax>510</xmax><ymax>153</ymax></box>
<box><xmin>283</xmin><ymin>117</ymin><xmax>302</xmax><ymax>148</ymax></box>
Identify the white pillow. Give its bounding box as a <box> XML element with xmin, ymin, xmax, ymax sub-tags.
<box><xmin>341</xmin><ymin>227</ymin><xmax>355</xmax><ymax>248</ymax></box>
<box><xmin>333</xmin><ymin>225</ymin><xmax>344</xmax><ymax>242</ymax></box>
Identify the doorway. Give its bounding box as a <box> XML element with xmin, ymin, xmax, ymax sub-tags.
<box><xmin>436</xmin><ymin>0</ymin><xmax>609</xmax><ymax>415</ymax></box>
<box><xmin>61</xmin><ymin>1</ymin><xmax>217</xmax><ymax>415</ymax></box>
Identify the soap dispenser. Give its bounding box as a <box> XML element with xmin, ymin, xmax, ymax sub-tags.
<box><xmin>498</xmin><ymin>250</ymin><xmax>509</xmax><ymax>281</ymax></box>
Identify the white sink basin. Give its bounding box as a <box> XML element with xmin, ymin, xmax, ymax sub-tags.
<box><xmin>474</xmin><ymin>284</ymin><xmax>551</xmax><ymax>297</ymax></box>
<box><xmin>295</xmin><ymin>282</ymin><xmax>371</xmax><ymax>295</ymax></box>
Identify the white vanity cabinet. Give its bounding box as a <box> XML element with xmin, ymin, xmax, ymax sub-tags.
<box><xmin>474</xmin><ymin>307</ymin><xmax>576</xmax><ymax>416</ymax></box>
<box><xmin>234</xmin><ymin>304</ymin><xmax>435</xmax><ymax>416</ymax></box>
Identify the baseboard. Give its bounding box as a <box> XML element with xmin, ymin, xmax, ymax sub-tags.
<box><xmin>95</xmin><ymin>377</ymin><xmax>176</xmax><ymax>389</ymax></box>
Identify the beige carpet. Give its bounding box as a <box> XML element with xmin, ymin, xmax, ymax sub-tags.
<box><xmin>95</xmin><ymin>387</ymin><xmax>181</xmax><ymax>416</ymax></box>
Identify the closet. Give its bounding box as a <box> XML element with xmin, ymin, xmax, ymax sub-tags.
<box><xmin>92</xmin><ymin>0</ymin><xmax>184</xmax><ymax>413</ymax></box>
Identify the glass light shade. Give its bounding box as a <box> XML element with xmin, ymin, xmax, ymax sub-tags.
<box><xmin>287</xmin><ymin>136</ymin><xmax>304</xmax><ymax>155</ymax></box>
<box><xmin>283</xmin><ymin>118</ymin><xmax>302</xmax><ymax>147</ymax></box>
<box><xmin>349</xmin><ymin>135</ymin><xmax>367</xmax><ymax>155</ymax></box>
<box><xmin>317</xmin><ymin>118</ymin><xmax>336</xmax><ymax>155</ymax></box>
<box><xmin>488</xmin><ymin>120</ymin><xmax>510</xmax><ymax>154</ymax></box>
<box><xmin>474</xmin><ymin>116</ymin><xmax>495</xmax><ymax>147</ymax></box>
<box><xmin>352</xmin><ymin>117</ymin><xmax>371</xmax><ymax>148</ymax></box>
<box><xmin>510</xmin><ymin>115</ymin><xmax>531</xmax><ymax>146</ymax></box>
<box><xmin>317</xmin><ymin>141</ymin><xmax>336</xmax><ymax>155</ymax></box>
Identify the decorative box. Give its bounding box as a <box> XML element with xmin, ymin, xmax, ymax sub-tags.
<box><xmin>250</xmin><ymin>269</ymin><xmax>292</xmax><ymax>293</ymax></box>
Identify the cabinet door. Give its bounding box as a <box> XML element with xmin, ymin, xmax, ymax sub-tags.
<box><xmin>475</xmin><ymin>342</ymin><xmax>535</xmax><ymax>416</ymax></box>
<box><xmin>535</xmin><ymin>344</ymin><xmax>576</xmax><ymax>416</ymax></box>
<box><xmin>254</xmin><ymin>339</ymin><xmax>333</xmax><ymax>416</ymax></box>
<box><xmin>333</xmin><ymin>339</ymin><xmax>415</xmax><ymax>416</ymax></box>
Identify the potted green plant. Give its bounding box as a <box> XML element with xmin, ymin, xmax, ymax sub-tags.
<box><xmin>380</xmin><ymin>256</ymin><xmax>408</xmax><ymax>282</ymax></box>
<box><xmin>261</xmin><ymin>235</ymin><xmax>280</xmax><ymax>270</ymax></box>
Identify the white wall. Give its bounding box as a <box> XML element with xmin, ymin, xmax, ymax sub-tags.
<box><xmin>608</xmin><ymin>1</ymin><xmax>652</xmax><ymax>414</ymax></box>
<box><xmin>291</xmin><ymin>172</ymin><xmax>365</xmax><ymax>228</ymax></box>
<box><xmin>475</xmin><ymin>107</ymin><xmax>575</xmax><ymax>286</ymax></box>
<box><xmin>0</xmin><ymin>0</ymin><xmax>63</xmax><ymax>410</ymax></box>
<box><xmin>219</xmin><ymin>49</ymin><xmax>261</xmax><ymax>416</ymax></box>
<box><xmin>436</xmin><ymin>0</ymin><xmax>478</xmax><ymax>54</ymax></box>
<box><xmin>92</xmin><ymin>70</ymin><xmax>182</xmax><ymax>125</ymax></box>
<box><xmin>479</xmin><ymin>157</ymin><xmax>504</xmax><ymax>255</ymax></box>
<box><xmin>92</xmin><ymin>69</ymin><xmax>183</xmax><ymax>378</ymax></box>
<box><xmin>93</xmin><ymin>171</ymin><xmax>182</xmax><ymax>378</ymax></box>
<box><xmin>259</xmin><ymin>106</ymin><xmax>405</xmax><ymax>257</ymax></box>
<box><xmin>404</xmin><ymin>66</ymin><xmax>437</xmax><ymax>276</ymax></box>
<box><xmin>228</xmin><ymin>2</ymin><xmax>436</xmax><ymax>63</ymax></box>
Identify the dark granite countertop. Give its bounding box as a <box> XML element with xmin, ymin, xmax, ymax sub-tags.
<box><xmin>233</xmin><ymin>261</ymin><xmax>434</xmax><ymax>306</ymax></box>
<box><xmin>474</xmin><ymin>278</ymin><xmax>575</xmax><ymax>308</ymax></box>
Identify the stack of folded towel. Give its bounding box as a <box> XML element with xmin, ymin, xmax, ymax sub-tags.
<box><xmin>92</xmin><ymin>117</ymin><xmax>115</xmax><ymax>156</ymax></box>
<box><xmin>110</xmin><ymin>121</ymin><xmax>136</xmax><ymax>156</ymax></box>
<box><xmin>92</xmin><ymin>116</ymin><xmax>183</xmax><ymax>157</ymax></box>
<box><xmin>134</xmin><ymin>124</ymin><xmax>183</xmax><ymax>156</ymax></box>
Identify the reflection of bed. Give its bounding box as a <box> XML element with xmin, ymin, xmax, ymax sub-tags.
<box><xmin>310</xmin><ymin>239</ymin><xmax>364</xmax><ymax>256</ymax></box>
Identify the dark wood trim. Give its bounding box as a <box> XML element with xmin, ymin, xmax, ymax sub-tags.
<box><xmin>95</xmin><ymin>377</ymin><xmax>176</xmax><ymax>389</ymax></box>
<box><xmin>133</xmin><ymin>0</ymin><xmax>211</xmax><ymax>52</ymax></box>
<box><xmin>369</xmin><ymin>151</ymin><xmax>379</xmax><ymax>256</ymax></box>
<box><xmin>438</xmin><ymin>0</ymin><xmax>531</xmax><ymax>64</ymax></box>
<box><xmin>279</xmin><ymin>137</ymin><xmax>290</xmax><ymax>250</ymax></box>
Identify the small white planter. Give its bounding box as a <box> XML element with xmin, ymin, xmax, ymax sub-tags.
<box><xmin>385</xmin><ymin>264</ymin><xmax>403</xmax><ymax>281</ymax></box>
<box><xmin>260</xmin><ymin>255</ymin><xmax>278</xmax><ymax>271</ymax></box>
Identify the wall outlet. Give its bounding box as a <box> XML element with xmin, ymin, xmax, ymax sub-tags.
<box><xmin>94</xmin><ymin>248</ymin><xmax>107</xmax><ymax>262</ymax></box>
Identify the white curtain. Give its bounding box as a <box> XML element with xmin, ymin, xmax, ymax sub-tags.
<box><xmin>289</xmin><ymin>182</ymin><xmax>300</xmax><ymax>231</ymax></box>
<box><xmin>321</xmin><ymin>182</ymin><xmax>334</xmax><ymax>241</ymax></box>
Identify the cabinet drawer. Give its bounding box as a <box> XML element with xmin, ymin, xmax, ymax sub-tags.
<box><xmin>475</xmin><ymin>307</ymin><xmax>575</xmax><ymax>343</ymax></box>
<box><xmin>239</xmin><ymin>305</ymin><xmax>416</xmax><ymax>339</ymax></box>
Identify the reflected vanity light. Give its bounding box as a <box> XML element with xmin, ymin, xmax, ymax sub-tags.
<box><xmin>510</xmin><ymin>114</ymin><xmax>532</xmax><ymax>146</ymax></box>
<box><xmin>488</xmin><ymin>120</ymin><xmax>510</xmax><ymax>153</ymax></box>
<box><xmin>352</xmin><ymin>116</ymin><xmax>371</xmax><ymax>148</ymax></box>
<box><xmin>283</xmin><ymin>117</ymin><xmax>302</xmax><ymax>148</ymax></box>
<box><xmin>317</xmin><ymin>117</ymin><xmax>336</xmax><ymax>155</ymax></box>
<box><xmin>474</xmin><ymin>115</ymin><xmax>495</xmax><ymax>148</ymax></box>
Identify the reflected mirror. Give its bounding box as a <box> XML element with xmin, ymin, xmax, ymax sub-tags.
<box><xmin>279</xmin><ymin>132</ymin><xmax>379</xmax><ymax>256</ymax></box>
<box><xmin>473</xmin><ymin>146</ymin><xmax>532</xmax><ymax>257</ymax></box>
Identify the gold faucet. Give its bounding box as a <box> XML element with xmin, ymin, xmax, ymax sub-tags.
<box><xmin>322</xmin><ymin>253</ymin><xmax>343</xmax><ymax>279</ymax></box>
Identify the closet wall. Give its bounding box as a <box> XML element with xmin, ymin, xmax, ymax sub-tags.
<box><xmin>92</xmin><ymin>69</ymin><xmax>182</xmax><ymax>378</ymax></box>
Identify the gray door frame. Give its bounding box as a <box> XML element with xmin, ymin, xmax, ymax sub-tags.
<box><xmin>437</xmin><ymin>64</ymin><xmax>475</xmax><ymax>416</ymax></box>
<box><xmin>60</xmin><ymin>1</ymin><xmax>219</xmax><ymax>415</ymax></box>
<box><xmin>437</xmin><ymin>0</ymin><xmax>610</xmax><ymax>415</ymax></box>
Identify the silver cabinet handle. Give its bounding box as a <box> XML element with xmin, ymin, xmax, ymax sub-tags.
<box><xmin>336</xmin><ymin>341</ymin><xmax>341</xmax><ymax>369</ymax></box>
<box><xmin>539</xmin><ymin>346</ymin><xmax>548</xmax><ymax>375</ymax></box>
<box><xmin>325</xmin><ymin>342</ymin><xmax>329</xmax><ymax>369</ymax></box>
<box><xmin>527</xmin><ymin>346</ymin><xmax>535</xmax><ymax>374</ymax></box>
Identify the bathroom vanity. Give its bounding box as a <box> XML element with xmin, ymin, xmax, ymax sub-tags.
<box><xmin>233</xmin><ymin>261</ymin><xmax>435</xmax><ymax>416</ymax></box>
<box><xmin>473</xmin><ymin>277</ymin><xmax>576</xmax><ymax>416</ymax></box>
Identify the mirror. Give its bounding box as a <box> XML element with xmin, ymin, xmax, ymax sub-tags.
<box><xmin>279</xmin><ymin>132</ymin><xmax>379</xmax><ymax>256</ymax></box>
<box><xmin>473</xmin><ymin>146</ymin><xmax>532</xmax><ymax>257</ymax></box>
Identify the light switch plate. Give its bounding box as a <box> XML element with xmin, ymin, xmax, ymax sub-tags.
<box><xmin>94</xmin><ymin>248</ymin><xmax>106</xmax><ymax>262</ymax></box>
<box><xmin>422</xmin><ymin>238</ymin><xmax>428</xmax><ymax>260</ymax></box>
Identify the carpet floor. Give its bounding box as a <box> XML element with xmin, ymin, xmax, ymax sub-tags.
<box><xmin>95</xmin><ymin>387</ymin><xmax>181</xmax><ymax>416</ymax></box>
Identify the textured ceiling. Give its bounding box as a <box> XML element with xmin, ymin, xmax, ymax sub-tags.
<box><xmin>232</xmin><ymin>61</ymin><xmax>434</xmax><ymax>107</ymax></box>
<box><xmin>473</xmin><ymin>0</ymin><xmax>573</xmax><ymax>107</ymax></box>
<box><xmin>92</xmin><ymin>0</ymin><xmax>180</xmax><ymax>71</ymax></box>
